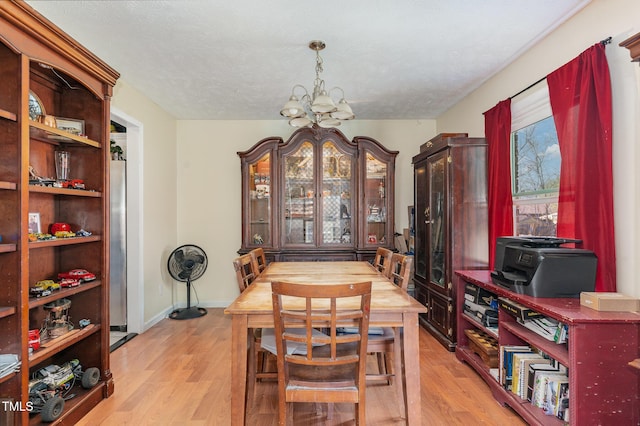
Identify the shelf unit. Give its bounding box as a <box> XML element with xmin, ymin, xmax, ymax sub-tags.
<box><xmin>0</xmin><ymin>2</ymin><xmax>119</xmax><ymax>424</ymax></box>
<box><xmin>455</xmin><ymin>270</ymin><xmax>640</xmax><ymax>425</ymax></box>
<box><xmin>238</xmin><ymin>126</ymin><xmax>397</xmax><ymax>261</ymax></box>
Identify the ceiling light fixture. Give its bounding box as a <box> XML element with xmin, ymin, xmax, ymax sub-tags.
<box><xmin>280</xmin><ymin>40</ymin><xmax>354</xmax><ymax>128</ymax></box>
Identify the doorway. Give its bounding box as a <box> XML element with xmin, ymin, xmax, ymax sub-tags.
<box><xmin>109</xmin><ymin>107</ymin><xmax>144</xmax><ymax>350</ymax></box>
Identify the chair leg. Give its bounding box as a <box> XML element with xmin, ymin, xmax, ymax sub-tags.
<box><xmin>384</xmin><ymin>351</ymin><xmax>394</xmax><ymax>385</ymax></box>
<box><xmin>327</xmin><ymin>402</ymin><xmax>334</xmax><ymax>419</ymax></box>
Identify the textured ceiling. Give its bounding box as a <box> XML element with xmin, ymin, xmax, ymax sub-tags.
<box><xmin>25</xmin><ymin>0</ymin><xmax>590</xmax><ymax>121</ymax></box>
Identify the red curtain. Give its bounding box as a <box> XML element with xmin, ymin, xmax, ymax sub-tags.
<box><xmin>484</xmin><ymin>99</ymin><xmax>513</xmax><ymax>269</ymax></box>
<box><xmin>547</xmin><ymin>43</ymin><xmax>615</xmax><ymax>292</ymax></box>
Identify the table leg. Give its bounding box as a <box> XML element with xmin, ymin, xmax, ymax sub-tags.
<box><xmin>402</xmin><ymin>313</ymin><xmax>421</xmax><ymax>424</ymax></box>
<box><xmin>231</xmin><ymin>314</ymin><xmax>249</xmax><ymax>426</ymax></box>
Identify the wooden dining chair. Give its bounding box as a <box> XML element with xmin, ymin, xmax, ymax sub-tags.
<box><xmin>233</xmin><ymin>253</ymin><xmax>257</xmax><ymax>293</ymax></box>
<box><xmin>232</xmin><ymin>253</ymin><xmax>275</xmax><ymax>410</ymax></box>
<box><xmin>366</xmin><ymin>253</ymin><xmax>412</xmax><ymax>416</ymax></box>
<box><xmin>249</xmin><ymin>247</ymin><xmax>268</xmax><ymax>275</ymax></box>
<box><xmin>373</xmin><ymin>247</ymin><xmax>393</xmax><ymax>277</ymax></box>
<box><xmin>388</xmin><ymin>252</ymin><xmax>413</xmax><ymax>291</ymax></box>
<box><xmin>271</xmin><ymin>280</ymin><xmax>372</xmax><ymax>426</ymax></box>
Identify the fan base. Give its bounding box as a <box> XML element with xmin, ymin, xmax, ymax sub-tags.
<box><xmin>169</xmin><ymin>306</ymin><xmax>207</xmax><ymax>320</ymax></box>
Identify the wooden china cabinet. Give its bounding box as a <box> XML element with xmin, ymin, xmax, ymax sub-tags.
<box><xmin>0</xmin><ymin>2</ymin><xmax>118</xmax><ymax>424</ymax></box>
<box><xmin>412</xmin><ymin>133</ymin><xmax>488</xmax><ymax>350</ymax></box>
<box><xmin>238</xmin><ymin>126</ymin><xmax>397</xmax><ymax>261</ymax></box>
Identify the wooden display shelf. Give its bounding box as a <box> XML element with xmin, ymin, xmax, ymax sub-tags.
<box><xmin>501</xmin><ymin>321</ymin><xmax>569</xmax><ymax>366</ymax></box>
<box><xmin>0</xmin><ymin>108</ymin><xmax>17</xmax><ymax>121</ymax></box>
<box><xmin>0</xmin><ymin>306</ymin><xmax>16</xmax><ymax>319</ymax></box>
<box><xmin>456</xmin><ymin>270</ymin><xmax>640</xmax><ymax>425</ymax></box>
<box><xmin>29</xmin><ymin>121</ymin><xmax>101</xmax><ymax>148</ymax></box>
<box><xmin>28</xmin><ymin>323</ymin><xmax>100</xmax><ymax>366</ymax></box>
<box><xmin>0</xmin><ymin>244</ymin><xmax>17</xmax><ymax>254</ymax></box>
<box><xmin>28</xmin><ymin>280</ymin><xmax>101</xmax><ymax>309</ymax></box>
<box><xmin>28</xmin><ymin>381</ymin><xmax>106</xmax><ymax>426</ymax></box>
<box><xmin>29</xmin><ymin>184</ymin><xmax>102</xmax><ymax>197</ymax></box>
<box><xmin>461</xmin><ymin>312</ymin><xmax>498</xmax><ymax>338</ymax></box>
<box><xmin>0</xmin><ymin>371</ymin><xmax>17</xmax><ymax>386</ymax></box>
<box><xmin>0</xmin><ymin>181</ymin><xmax>17</xmax><ymax>190</ymax></box>
<box><xmin>28</xmin><ymin>235</ymin><xmax>101</xmax><ymax>249</ymax></box>
<box><xmin>0</xmin><ymin>2</ymin><xmax>118</xmax><ymax>423</ymax></box>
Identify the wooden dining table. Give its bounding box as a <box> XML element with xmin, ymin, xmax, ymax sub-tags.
<box><xmin>224</xmin><ymin>261</ymin><xmax>427</xmax><ymax>425</ymax></box>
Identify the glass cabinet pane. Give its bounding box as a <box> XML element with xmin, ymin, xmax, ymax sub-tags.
<box><xmin>321</xmin><ymin>141</ymin><xmax>352</xmax><ymax>245</ymax></box>
<box><xmin>284</xmin><ymin>141</ymin><xmax>314</xmax><ymax>245</ymax></box>
<box><xmin>248</xmin><ymin>153</ymin><xmax>271</xmax><ymax>245</ymax></box>
<box><xmin>364</xmin><ymin>152</ymin><xmax>387</xmax><ymax>245</ymax></box>
<box><xmin>414</xmin><ymin>163</ymin><xmax>428</xmax><ymax>280</ymax></box>
<box><xmin>429</xmin><ymin>153</ymin><xmax>446</xmax><ymax>287</ymax></box>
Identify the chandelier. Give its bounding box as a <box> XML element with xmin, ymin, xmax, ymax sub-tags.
<box><xmin>280</xmin><ymin>40</ymin><xmax>355</xmax><ymax>128</ymax></box>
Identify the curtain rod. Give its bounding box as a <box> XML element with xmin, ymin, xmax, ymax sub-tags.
<box><xmin>509</xmin><ymin>36</ymin><xmax>612</xmax><ymax>100</ymax></box>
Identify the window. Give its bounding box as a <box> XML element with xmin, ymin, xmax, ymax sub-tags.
<box><xmin>511</xmin><ymin>85</ymin><xmax>560</xmax><ymax>237</ymax></box>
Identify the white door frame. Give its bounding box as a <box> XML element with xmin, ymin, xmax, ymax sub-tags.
<box><xmin>110</xmin><ymin>107</ymin><xmax>144</xmax><ymax>334</ymax></box>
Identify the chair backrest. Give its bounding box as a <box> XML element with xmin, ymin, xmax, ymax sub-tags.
<box><xmin>388</xmin><ymin>253</ymin><xmax>412</xmax><ymax>291</ymax></box>
<box><xmin>249</xmin><ymin>247</ymin><xmax>268</xmax><ymax>274</ymax></box>
<box><xmin>271</xmin><ymin>280</ymin><xmax>372</xmax><ymax>373</ymax></box>
<box><xmin>233</xmin><ymin>253</ymin><xmax>258</xmax><ymax>293</ymax></box>
<box><xmin>373</xmin><ymin>247</ymin><xmax>393</xmax><ymax>277</ymax></box>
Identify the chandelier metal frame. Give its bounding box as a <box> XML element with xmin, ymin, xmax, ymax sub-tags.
<box><xmin>280</xmin><ymin>40</ymin><xmax>354</xmax><ymax>128</ymax></box>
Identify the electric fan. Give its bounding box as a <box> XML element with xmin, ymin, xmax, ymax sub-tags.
<box><xmin>167</xmin><ymin>244</ymin><xmax>208</xmax><ymax>320</ymax></box>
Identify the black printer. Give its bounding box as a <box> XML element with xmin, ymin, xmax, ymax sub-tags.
<box><xmin>491</xmin><ymin>236</ymin><xmax>597</xmax><ymax>298</ymax></box>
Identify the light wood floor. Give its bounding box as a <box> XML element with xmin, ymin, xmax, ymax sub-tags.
<box><xmin>77</xmin><ymin>309</ymin><xmax>525</xmax><ymax>425</ymax></box>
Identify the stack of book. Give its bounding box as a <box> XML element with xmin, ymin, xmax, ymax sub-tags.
<box><xmin>499</xmin><ymin>297</ymin><xmax>568</xmax><ymax>344</ymax></box>
<box><xmin>463</xmin><ymin>283</ymin><xmax>498</xmax><ymax>331</ymax></box>
<box><xmin>499</xmin><ymin>344</ymin><xmax>569</xmax><ymax>420</ymax></box>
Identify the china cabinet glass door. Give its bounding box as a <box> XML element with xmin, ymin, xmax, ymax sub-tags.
<box><xmin>283</xmin><ymin>141</ymin><xmax>315</xmax><ymax>245</ymax></box>
<box><xmin>320</xmin><ymin>141</ymin><xmax>353</xmax><ymax>245</ymax></box>
<box><xmin>364</xmin><ymin>151</ymin><xmax>388</xmax><ymax>245</ymax></box>
<box><xmin>248</xmin><ymin>153</ymin><xmax>271</xmax><ymax>245</ymax></box>
<box><xmin>428</xmin><ymin>151</ymin><xmax>447</xmax><ymax>288</ymax></box>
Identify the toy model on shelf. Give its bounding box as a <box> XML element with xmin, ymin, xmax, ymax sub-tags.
<box><xmin>28</xmin><ymin>359</ymin><xmax>100</xmax><ymax>422</ymax></box>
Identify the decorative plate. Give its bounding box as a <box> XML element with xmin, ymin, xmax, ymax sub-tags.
<box><xmin>28</xmin><ymin>91</ymin><xmax>45</xmax><ymax>121</ymax></box>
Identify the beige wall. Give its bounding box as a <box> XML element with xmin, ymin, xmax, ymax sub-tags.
<box><xmin>111</xmin><ymin>80</ymin><xmax>179</xmax><ymax>325</ymax></box>
<box><xmin>437</xmin><ymin>0</ymin><xmax>640</xmax><ymax>298</ymax></box>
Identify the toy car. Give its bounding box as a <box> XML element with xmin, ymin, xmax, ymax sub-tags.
<box><xmin>30</xmin><ymin>280</ymin><xmax>61</xmax><ymax>297</ymax></box>
<box><xmin>75</xmin><ymin>229</ymin><xmax>92</xmax><ymax>237</ymax></box>
<box><xmin>29</xmin><ymin>287</ymin><xmax>52</xmax><ymax>298</ymax></box>
<box><xmin>28</xmin><ymin>359</ymin><xmax>100</xmax><ymax>422</ymax></box>
<box><xmin>54</xmin><ymin>230</ymin><xmax>76</xmax><ymax>238</ymax></box>
<box><xmin>57</xmin><ymin>269</ymin><xmax>96</xmax><ymax>283</ymax></box>
<box><xmin>59</xmin><ymin>278</ymin><xmax>80</xmax><ymax>288</ymax></box>
<box><xmin>60</xmin><ymin>179</ymin><xmax>85</xmax><ymax>190</ymax></box>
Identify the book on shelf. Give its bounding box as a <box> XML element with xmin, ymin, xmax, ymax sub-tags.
<box><xmin>526</xmin><ymin>362</ymin><xmax>558</xmax><ymax>402</ymax></box>
<box><xmin>554</xmin><ymin>322</ymin><xmax>568</xmax><ymax>344</ymax></box>
<box><xmin>512</xmin><ymin>353</ymin><xmax>545</xmax><ymax>398</ymax></box>
<box><xmin>531</xmin><ymin>370</ymin><xmax>567</xmax><ymax>409</ymax></box>
<box><xmin>500</xmin><ymin>345</ymin><xmax>532</xmax><ymax>390</ymax></box>
<box><xmin>556</xmin><ymin>383</ymin><xmax>570</xmax><ymax>421</ymax></box>
<box><xmin>498</xmin><ymin>297</ymin><xmax>543</xmax><ymax>322</ymax></box>
<box><xmin>465</xmin><ymin>282</ymin><xmax>495</xmax><ymax>306</ymax></box>
<box><xmin>516</xmin><ymin>316</ymin><xmax>559</xmax><ymax>341</ymax></box>
<box><xmin>543</xmin><ymin>375</ymin><xmax>569</xmax><ymax>417</ymax></box>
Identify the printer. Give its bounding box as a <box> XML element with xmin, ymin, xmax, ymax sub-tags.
<box><xmin>491</xmin><ymin>236</ymin><xmax>597</xmax><ymax>298</ymax></box>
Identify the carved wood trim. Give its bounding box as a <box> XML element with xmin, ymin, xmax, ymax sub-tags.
<box><xmin>620</xmin><ymin>31</ymin><xmax>640</xmax><ymax>62</ymax></box>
